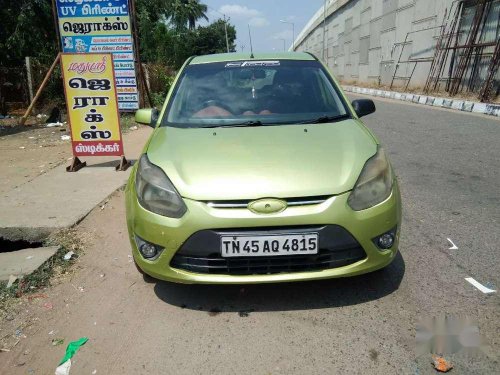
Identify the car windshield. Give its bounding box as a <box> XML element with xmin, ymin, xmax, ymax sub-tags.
<box><xmin>164</xmin><ymin>59</ymin><xmax>349</xmax><ymax>128</ymax></box>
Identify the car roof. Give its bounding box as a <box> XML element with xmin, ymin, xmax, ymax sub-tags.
<box><xmin>189</xmin><ymin>52</ymin><xmax>317</xmax><ymax>65</ymax></box>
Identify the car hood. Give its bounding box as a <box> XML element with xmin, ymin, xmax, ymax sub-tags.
<box><xmin>146</xmin><ymin>120</ymin><xmax>377</xmax><ymax>201</ymax></box>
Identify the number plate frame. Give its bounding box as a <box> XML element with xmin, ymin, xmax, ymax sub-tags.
<box><xmin>220</xmin><ymin>233</ymin><xmax>319</xmax><ymax>258</ymax></box>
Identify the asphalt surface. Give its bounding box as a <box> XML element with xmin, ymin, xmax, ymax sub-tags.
<box><xmin>1</xmin><ymin>96</ymin><xmax>499</xmax><ymax>374</ymax></box>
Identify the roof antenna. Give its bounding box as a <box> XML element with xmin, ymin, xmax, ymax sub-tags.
<box><xmin>248</xmin><ymin>24</ymin><xmax>254</xmax><ymax>58</ymax></box>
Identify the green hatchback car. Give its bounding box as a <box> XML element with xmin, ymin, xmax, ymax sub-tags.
<box><xmin>126</xmin><ymin>52</ymin><xmax>402</xmax><ymax>284</ymax></box>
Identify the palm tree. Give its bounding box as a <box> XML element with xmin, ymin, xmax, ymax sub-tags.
<box><xmin>169</xmin><ymin>0</ymin><xmax>208</xmax><ymax>30</ymax></box>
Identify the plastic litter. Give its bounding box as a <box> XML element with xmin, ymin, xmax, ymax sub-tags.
<box><xmin>52</xmin><ymin>338</ymin><xmax>65</xmax><ymax>346</ymax></box>
<box><xmin>6</xmin><ymin>275</ymin><xmax>17</xmax><ymax>288</ymax></box>
<box><xmin>432</xmin><ymin>355</ymin><xmax>453</xmax><ymax>372</ymax></box>
<box><xmin>43</xmin><ymin>302</ymin><xmax>53</xmax><ymax>310</ymax></box>
<box><xmin>63</xmin><ymin>251</ymin><xmax>75</xmax><ymax>261</ymax></box>
<box><xmin>28</xmin><ymin>293</ymin><xmax>47</xmax><ymax>301</ymax></box>
<box><xmin>47</xmin><ymin>122</ymin><xmax>63</xmax><ymax>128</ymax></box>
<box><xmin>60</xmin><ymin>135</ymin><xmax>71</xmax><ymax>141</ymax></box>
<box><xmin>55</xmin><ymin>359</ymin><xmax>71</xmax><ymax>375</ymax></box>
<box><xmin>130</xmin><ymin>125</ymin><xmax>138</xmax><ymax>130</ymax></box>
<box><xmin>55</xmin><ymin>337</ymin><xmax>88</xmax><ymax>375</ymax></box>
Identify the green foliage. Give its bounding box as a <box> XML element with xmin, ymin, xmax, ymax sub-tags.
<box><xmin>137</xmin><ymin>17</ymin><xmax>237</xmax><ymax>69</ymax></box>
<box><xmin>146</xmin><ymin>64</ymin><xmax>175</xmax><ymax>107</ymax></box>
<box><xmin>0</xmin><ymin>0</ymin><xmax>57</xmax><ymax>67</ymax></box>
<box><xmin>169</xmin><ymin>0</ymin><xmax>208</xmax><ymax>30</ymax></box>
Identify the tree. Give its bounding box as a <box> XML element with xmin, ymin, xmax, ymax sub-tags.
<box><xmin>136</xmin><ymin>0</ymin><xmax>237</xmax><ymax>69</ymax></box>
<box><xmin>169</xmin><ymin>0</ymin><xmax>208</xmax><ymax>30</ymax></box>
<box><xmin>0</xmin><ymin>0</ymin><xmax>57</xmax><ymax>67</ymax></box>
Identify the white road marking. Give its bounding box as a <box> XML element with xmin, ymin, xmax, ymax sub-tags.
<box><xmin>447</xmin><ymin>238</ymin><xmax>458</xmax><ymax>250</ymax></box>
<box><xmin>465</xmin><ymin>277</ymin><xmax>497</xmax><ymax>294</ymax></box>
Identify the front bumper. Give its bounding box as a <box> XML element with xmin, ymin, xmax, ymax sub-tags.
<box><xmin>125</xmin><ymin>178</ymin><xmax>402</xmax><ymax>284</ymax></box>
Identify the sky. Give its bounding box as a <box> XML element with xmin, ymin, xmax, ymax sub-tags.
<box><xmin>199</xmin><ymin>1</ymin><xmax>325</xmax><ymax>52</ymax></box>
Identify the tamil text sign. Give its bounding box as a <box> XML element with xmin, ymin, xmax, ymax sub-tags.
<box><xmin>56</xmin><ymin>0</ymin><xmax>139</xmax><ymax>111</ymax></box>
<box><xmin>61</xmin><ymin>53</ymin><xmax>125</xmax><ymax>157</ymax></box>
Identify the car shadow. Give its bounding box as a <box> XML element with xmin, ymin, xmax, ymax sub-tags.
<box><xmin>153</xmin><ymin>252</ymin><xmax>405</xmax><ymax>313</ymax></box>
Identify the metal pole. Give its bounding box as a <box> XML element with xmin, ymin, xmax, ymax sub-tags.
<box><xmin>25</xmin><ymin>57</ymin><xmax>34</xmax><ymax>102</ymax></box>
<box><xmin>280</xmin><ymin>20</ymin><xmax>295</xmax><ymax>51</ymax></box>
<box><xmin>322</xmin><ymin>0</ymin><xmax>327</xmax><ymax>61</ymax></box>
<box><xmin>223</xmin><ymin>15</ymin><xmax>230</xmax><ymax>53</ymax></box>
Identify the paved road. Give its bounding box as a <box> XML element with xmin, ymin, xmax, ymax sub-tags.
<box><xmin>1</xmin><ymin>97</ymin><xmax>499</xmax><ymax>374</ymax></box>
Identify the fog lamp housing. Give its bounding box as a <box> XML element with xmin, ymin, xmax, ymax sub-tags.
<box><xmin>135</xmin><ymin>235</ymin><xmax>164</xmax><ymax>260</ymax></box>
<box><xmin>373</xmin><ymin>228</ymin><xmax>397</xmax><ymax>250</ymax></box>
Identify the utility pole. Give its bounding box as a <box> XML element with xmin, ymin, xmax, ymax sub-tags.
<box><xmin>280</xmin><ymin>20</ymin><xmax>295</xmax><ymax>51</ymax></box>
<box><xmin>209</xmin><ymin>7</ymin><xmax>230</xmax><ymax>53</ymax></box>
<box><xmin>280</xmin><ymin>39</ymin><xmax>286</xmax><ymax>52</ymax></box>
<box><xmin>223</xmin><ymin>14</ymin><xmax>230</xmax><ymax>53</ymax></box>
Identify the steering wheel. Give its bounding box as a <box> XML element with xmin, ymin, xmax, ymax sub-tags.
<box><xmin>195</xmin><ymin>100</ymin><xmax>233</xmax><ymax>114</ymax></box>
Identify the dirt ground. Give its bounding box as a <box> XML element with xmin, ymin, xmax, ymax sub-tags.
<box><xmin>0</xmin><ymin>124</ymin><xmax>72</xmax><ymax>194</ymax></box>
<box><xmin>0</xmin><ymin>115</ymin><xmax>138</xmax><ymax>194</ymax></box>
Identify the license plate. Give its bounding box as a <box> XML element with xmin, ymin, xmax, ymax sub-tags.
<box><xmin>221</xmin><ymin>234</ymin><xmax>319</xmax><ymax>258</ymax></box>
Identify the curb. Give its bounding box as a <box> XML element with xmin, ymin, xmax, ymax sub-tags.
<box><xmin>343</xmin><ymin>86</ymin><xmax>500</xmax><ymax>118</ymax></box>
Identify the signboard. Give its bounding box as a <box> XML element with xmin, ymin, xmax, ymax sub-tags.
<box><xmin>56</xmin><ymin>0</ymin><xmax>139</xmax><ymax>111</ymax></box>
<box><xmin>61</xmin><ymin>53</ymin><xmax>125</xmax><ymax>157</ymax></box>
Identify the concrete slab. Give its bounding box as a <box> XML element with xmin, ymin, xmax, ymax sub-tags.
<box><xmin>0</xmin><ymin>127</ymin><xmax>152</xmax><ymax>242</ymax></box>
<box><xmin>451</xmin><ymin>100</ymin><xmax>464</xmax><ymax>110</ymax></box>
<box><xmin>463</xmin><ymin>101</ymin><xmax>474</xmax><ymax>112</ymax></box>
<box><xmin>433</xmin><ymin>98</ymin><xmax>444</xmax><ymax>107</ymax></box>
<box><xmin>0</xmin><ymin>246</ymin><xmax>59</xmax><ymax>280</ymax></box>
<box><xmin>425</xmin><ymin>97</ymin><xmax>436</xmax><ymax>105</ymax></box>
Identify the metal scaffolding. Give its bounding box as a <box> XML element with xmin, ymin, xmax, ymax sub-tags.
<box><xmin>424</xmin><ymin>0</ymin><xmax>500</xmax><ymax>102</ymax></box>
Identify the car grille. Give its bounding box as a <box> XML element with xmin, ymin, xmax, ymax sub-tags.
<box><xmin>204</xmin><ymin>195</ymin><xmax>330</xmax><ymax>209</ymax></box>
<box><xmin>171</xmin><ymin>248</ymin><xmax>365</xmax><ymax>275</ymax></box>
<box><xmin>169</xmin><ymin>225</ymin><xmax>366</xmax><ymax>276</ymax></box>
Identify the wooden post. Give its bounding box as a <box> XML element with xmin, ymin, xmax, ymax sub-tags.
<box><xmin>25</xmin><ymin>57</ymin><xmax>34</xmax><ymax>102</ymax></box>
<box><xmin>130</xmin><ymin>0</ymin><xmax>153</xmax><ymax>108</ymax></box>
<box><xmin>19</xmin><ymin>53</ymin><xmax>61</xmax><ymax>126</ymax></box>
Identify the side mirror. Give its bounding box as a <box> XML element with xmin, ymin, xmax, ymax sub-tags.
<box><xmin>351</xmin><ymin>99</ymin><xmax>376</xmax><ymax>118</ymax></box>
<box><xmin>135</xmin><ymin>108</ymin><xmax>159</xmax><ymax>128</ymax></box>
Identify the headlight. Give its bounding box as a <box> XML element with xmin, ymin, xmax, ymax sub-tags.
<box><xmin>348</xmin><ymin>147</ymin><xmax>393</xmax><ymax>211</ymax></box>
<box><xmin>135</xmin><ymin>154</ymin><xmax>187</xmax><ymax>218</ymax></box>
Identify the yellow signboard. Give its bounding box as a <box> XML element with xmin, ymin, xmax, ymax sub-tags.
<box><xmin>61</xmin><ymin>53</ymin><xmax>124</xmax><ymax>156</ymax></box>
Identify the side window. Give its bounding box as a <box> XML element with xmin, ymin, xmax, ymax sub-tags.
<box><xmin>316</xmin><ymin>70</ymin><xmax>346</xmax><ymax>115</ymax></box>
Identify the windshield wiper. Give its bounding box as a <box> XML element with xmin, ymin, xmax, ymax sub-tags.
<box><xmin>299</xmin><ymin>114</ymin><xmax>350</xmax><ymax>124</ymax></box>
<box><xmin>201</xmin><ymin>120</ymin><xmax>264</xmax><ymax>129</ymax></box>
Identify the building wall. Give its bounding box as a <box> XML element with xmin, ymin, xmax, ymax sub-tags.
<box><xmin>294</xmin><ymin>0</ymin><xmax>455</xmax><ymax>88</ymax></box>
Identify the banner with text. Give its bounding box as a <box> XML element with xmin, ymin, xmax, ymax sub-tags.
<box><xmin>56</xmin><ymin>0</ymin><xmax>139</xmax><ymax>111</ymax></box>
<box><xmin>61</xmin><ymin>53</ymin><xmax>125</xmax><ymax>157</ymax></box>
